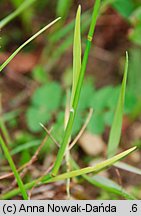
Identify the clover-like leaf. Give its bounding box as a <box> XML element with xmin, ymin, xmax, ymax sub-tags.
<box><xmin>31</xmin><ymin>82</ymin><xmax>63</xmax><ymax>111</ymax></box>
<box><xmin>26</xmin><ymin>107</ymin><xmax>51</xmax><ymax>132</ymax></box>
<box><xmin>26</xmin><ymin>82</ymin><xmax>63</xmax><ymax>132</ymax></box>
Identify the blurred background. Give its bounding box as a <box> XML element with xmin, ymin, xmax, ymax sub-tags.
<box><xmin>0</xmin><ymin>0</ymin><xmax>141</xmax><ymax>200</ymax></box>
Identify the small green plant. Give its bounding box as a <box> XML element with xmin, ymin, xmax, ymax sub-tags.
<box><xmin>26</xmin><ymin>82</ymin><xmax>63</xmax><ymax>132</ymax></box>
<box><xmin>26</xmin><ymin>76</ymin><xmax>137</xmax><ymax>136</ymax></box>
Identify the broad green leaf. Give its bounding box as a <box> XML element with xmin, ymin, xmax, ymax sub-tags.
<box><xmin>0</xmin><ymin>17</ymin><xmax>61</xmax><ymax>72</ymax></box>
<box><xmin>26</xmin><ymin>82</ymin><xmax>63</xmax><ymax>133</ymax></box>
<box><xmin>26</xmin><ymin>107</ymin><xmax>51</xmax><ymax>132</ymax></box>
<box><xmin>129</xmin><ymin>24</ymin><xmax>141</xmax><ymax>46</ymax></box>
<box><xmin>112</xmin><ymin>0</ymin><xmax>135</xmax><ymax>18</ymax></box>
<box><xmin>104</xmin><ymin>110</ymin><xmax>114</xmax><ymax>126</ymax></box>
<box><xmin>106</xmin><ymin>86</ymin><xmax>120</xmax><ymax>109</ymax></box>
<box><xmin>124</xmin><ymin>90</ymin><xmax>137</xmax><ymax>114</ymax></box>
<box><xmin>88</xmin><ymin>111</ymin><xmax>105</xmax><ymax>134</ymax></box>
<box><xmin>72</xmin><ymin>112</ymin><xmax>84</xmax><ymax>135</ymax></box>
<box><xmin>90</xmin><ymin>86</ymin><xmax>114</xmax><ymax>111</ymax></box>
<box><xmin>26</xmin><ymin>82</ymin><xmax>63</xmax><ymax>132</ymax></box>
<box><xmin>31</xmin><ymin>83</ymin><xmax>63</xmax><ymax>110</ymax></box>
<box><xmin>71</xmin><ymin>5</ymin><xmax>81</xmax><ymax>105</ymax></box>
<box><xmin>107</xmin><ymin>52</ymin><xmax>128</xmax><ymax>158</ymax></box>
<box><xmin>52</xmin><ymin>112</ymin><xmax>65</xmax><ymax>143</ymax></box>
<box><xmin>78</xmin><ymin>80</ymin><xmax>95</xmax><ymax>111</ymax></box>
<box><xmin>115</xmin><ymin>161</ymin><xmax>141</xmax><ymax>175</ymax></box>
<box><xmin>32</xmin><ymin>65</ymin><xmax>48</xmax><ymax>83</ymax></box>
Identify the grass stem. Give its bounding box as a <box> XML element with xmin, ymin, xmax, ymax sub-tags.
<box><xmin>51</xmin><ymin>0</ymin><xmax>101</xmax><ymax>177</ymax></box>
<box><xmin>0</xmin><ymin>136</ymin><xmax>28</xmax><ymax>200</ymax></box>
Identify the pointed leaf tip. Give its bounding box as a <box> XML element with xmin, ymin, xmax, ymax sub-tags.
<box><xmin>77</xmin><ymin>5</ymin><xmax>81</xmax><ymax>14</ymax></box>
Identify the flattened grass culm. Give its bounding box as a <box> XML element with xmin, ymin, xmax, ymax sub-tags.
<box><xmin>0</xmin><ymin>0</ymin><xmax>140</xmax><ymax>200</ymax></box>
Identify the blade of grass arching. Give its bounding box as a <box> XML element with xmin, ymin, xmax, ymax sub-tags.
<box><xmin>107</xmin><ymin>52</ymin><xmax>129</xmax><ymax>158</ymax></box>
<box><xmin>0</xmin><ymin>136</ymin><xmax>28</xmax><ymax>200</ymax></box>
<box><xmin>0</xmin><ymin>0</ymin><xmax>36</xmax><ymax>29</ymax></box>
<box><xmin>71</xmin><ymin>5</ymin><xmax>81</xmax><ymax>105</ymax></box>
<box><xmin>0</xmin><ymin>146</ymin><xmax>137</xmax><ymax>200</ymax></box>
<box><xmin>114</xmin><ymin>161</ymin><xmax>141</xmax><ymax>176</ymax></box>
<box><xmin>51</xmin><ymin>0</ymin><xmax>101</xmax><ymax>177</ymax></box>
<box><xmin>71</xmin><ymin>159</ymin><xmax>135</xmax><ymax>200</ymax></box>
<box><xmin>0</xmin><ymin>17</ymin><xmax>61</xmax><ymax>72</ymax></box>
<box><xmin>48</xmin><ymin>146</ymin><xmax>136</xmax><ymax>182</ymax></box>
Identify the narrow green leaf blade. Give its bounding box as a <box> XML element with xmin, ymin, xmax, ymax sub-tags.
<box><xmin>0</xmin><ymin>0</ymin><xmax>36</xmax><ymax>29</ymax></box>
<box><xmin>107</xmin><ymin>52</ymin><xmax>129</xmax><ymax>158</ymax></box>
<box><xmin>71</xmin><ymin>5</ymin><xmax>81</xmax><ymax>105</ymax></box>
<box><xmin>0</xmin><ymin>136</ymin><xmax>28</xmax><ymax>200</ymax></box>
<box><xmin>0</xmin><ymin>17</ymin><xmax>61</xmax><ymax>72</ymax></box>
<box><xmin>44</xmin><ymin>146</ymin><xmax>137</xmax><ymax>182</ymax></box>
<box><xmin>115</xmin><ymin>161</ymin><xmax>141</xmax><ymax>175</ymax></box>
<box><xmin>0</xmin><ymin>146</ymin><xmax>137</xmax><ymax>200</ymax></box>
<box><xmin>71</xmin><ymin>158</ymin><xmax>135</xmax><ymax>199</ymax></box>
<box><xmin>86</xmin><ymin>175</ymin><xmax>135</xmax><ymax>200</ymax></box>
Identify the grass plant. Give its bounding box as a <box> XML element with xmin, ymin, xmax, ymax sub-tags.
<box><xmin>0</xmin><ymin>0</ymin><xmax>140</xmax><ymax>200</ymax></box>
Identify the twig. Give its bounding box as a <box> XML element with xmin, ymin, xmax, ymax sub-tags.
<box><xmin>69</xmin><ymin>108</ymin><xmax>93</xmax><ymax>150</ymax></box>
<box><xmin>115</xmin><ymin>168</ymin><xmax>122</xmax><ymax>187</ymax></box>
<box><xmin>40</xmin><ymin>123</ymin><xmax>59</xmax><ymax>147</ymax></box>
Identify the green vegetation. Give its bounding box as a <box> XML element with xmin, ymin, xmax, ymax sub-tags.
<box><xmin>0</xmin><ymin>0</ymin><xmax>141</xmax><ymax>200</ymax></box>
